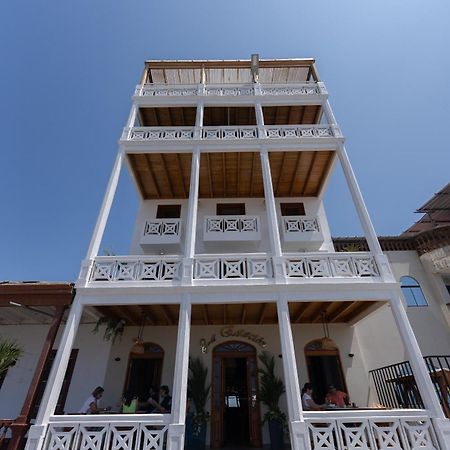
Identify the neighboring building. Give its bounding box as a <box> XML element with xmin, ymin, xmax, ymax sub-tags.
<box><xmin>3</xmin><ymin>58</ymin><xmax>449</xmax><ymax>450</ymax></box>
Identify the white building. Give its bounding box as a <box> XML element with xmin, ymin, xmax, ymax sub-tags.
<box><xmin>1</xmin><ymin>58</ymin><xmax>449</xmax><ymax>450</ymax></box>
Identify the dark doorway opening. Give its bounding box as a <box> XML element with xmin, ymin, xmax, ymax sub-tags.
<box><xmin>223</xmin><ymin>357</ymin><xmax>249</xmax><ymax>446</ymax></box>
<box><xmin>124</xmin><ymin>343</ymin><xmax>163</xmax><ymax>402</ymax></box>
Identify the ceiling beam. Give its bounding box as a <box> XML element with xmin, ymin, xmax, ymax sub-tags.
<box><xmin>302</xmin><ymin>152</ymin><xmax>318</xmax><ymax>196</ymax></box>
<box><xmin>289</xmin><ymin>152</ymin><xmax>303</xmax><ymax>196</ymax></box>
<box><xmin>206</xmin><ymin>153</ymin><xmax>213</xmax><ymax>197</ymax></box>
<box><xmin>327</xmin><ymin>302</ymin><xmax>355</xmax><ymax>323</ymax></box>
<box><xmin>145</xmin><ymin>154</ymin><xmax>161</xmax><ymax>198</ymax></box>
<box><xmin>275</xmin><ymin>152</ymin><xmax>287</xmax><ymax>196</ymax></box>
<box><xmin>160</xmin><ymin>154</ymin><xmax>174</xmax><ymax>197</ymax></box>
<box><xmin>241</xmin><ymin>304</ymin><xmax>246</xmax><ymax>324</ymax></box>
<box><xmin>258</xmin><ymin>303</ymin><xmax>269</xmax><ymax>324</ymax></box>
<box><xmin>203</xmin><ymin>305</ymin><xmax>210</xmax><ymax>325</ymax></box>
<box><xmin>176</xmin><ymin>153</ymin><xmax>187</xmax><ymax>197</ymax></box>
<box><xmin>293</xmin><ymin>302</ymin><xmax>311</xmax><ymax>323</ymax></box>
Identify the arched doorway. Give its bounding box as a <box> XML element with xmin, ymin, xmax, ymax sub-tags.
<box><xmin>124</xmin><ymin>342</ymin><xmax>164</xmax><ymax>402</ymax></box>
<box><xmin>211</xmin><ymin>341</ymin><xmax>262</xmax><ymax>448</ymax></box>
<box><xmin>304</xmin><ymin>337</ymin><xmax>347</xmax><ymax>404</ymax></box>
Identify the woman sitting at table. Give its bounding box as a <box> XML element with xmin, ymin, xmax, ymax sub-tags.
<box><xmin>325</xmin><ymin>384</ymin><xmax>349</xmax><ymax>408</ymax></box>
<box><xmin>301</xmin><ymin>383</ymin><xmax>325</xmax><ymax>411</ymax></box>
<box><xmin>121</xmin><ymin>391</ymin><xmax>138</xmax><ymax>413</ymax></box>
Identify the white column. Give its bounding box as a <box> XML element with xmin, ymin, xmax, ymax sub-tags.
<box><xmin>84</xmin><ymin>150</ymin><xmax>124</xmax><ymax>262</ymax></box>
<box><xmin>167</xmin><ymin>297</ymin><xmax>192</xmax><ymax>450</ymax></box>
<box><xmin>276</xmin><ymin>298</ymin><xmax>310</xmax><ymax>450</ymax></box>
<box><xmin>25</xmin><ymin>301</ymin><xmax>84</xmax><ymax>450</ymax></box>
<box><xmin>388</xmin><ymin>290</ymin><xmax>450</xmax><ymax>449</ymax></box>
<box><xmin>183</xmin><ymin>148</ymin><xmax>200</xmax><ymax>283</ymax></box>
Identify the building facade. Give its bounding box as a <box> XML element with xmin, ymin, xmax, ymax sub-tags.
<box><xmin>4</xmin><ymin>58</ymin><xmax>449</xmax><ymax>450</ymax></box>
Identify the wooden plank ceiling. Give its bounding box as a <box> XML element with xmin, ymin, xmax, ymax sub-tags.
<box><xmin>139</xmin><ymin>106</ymin><xmax>321</xmax><ymax>127</ymax></box>
<box><xmin>128</xmin><ymin>150</ymin><xmax>334</xmax><ymax>199</ymax></box>
<box><xmin>94</xmin><ymin>301</ymin><xmax>379</xmax><ymax>326</ymax></box>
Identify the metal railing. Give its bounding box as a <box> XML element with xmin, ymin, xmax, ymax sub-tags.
<box><xmin>369</xmin><ymin>355</ymin><xmax>450</xmax><ymax>418</ymax></box>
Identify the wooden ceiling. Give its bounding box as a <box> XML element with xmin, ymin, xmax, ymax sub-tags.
<box><xmin>128</xmin><ymin>150</ymin><xmax>334</xmax><ymax>199</ymax></box>
<box><xmin>94</xmin><ymin>301</ymin><xmax>379</xmax><ymax>326</ymax></box>
<box><xmin>138</xmin><ymin>106</ymin><xmax>321</xmax><ymax>127</ymax></box>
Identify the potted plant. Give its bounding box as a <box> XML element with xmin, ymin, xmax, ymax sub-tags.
<box><xmin>187</xmin><ymin>356</ymin><xmax>210</xmax><ymax>450</ymax></box>
<box><xmin>258</xmin><ymin>351</ymin><xmax>287</xmax><ymax>450</ymax></box>
<box><xmin>0</xmin><ymin>337</ymin><xmax>23</xmax><ymax>374</ymax></box>
<box><xmin>92</xmin><ymin>317</ymin><xmax>126</xmax><ymax>343</ymax></box>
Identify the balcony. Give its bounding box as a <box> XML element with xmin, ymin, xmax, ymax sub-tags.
<box><xmin>281</xmin><ymin>216</ymin><xmax>324</xmax><ymax>251</ymax></box>
<box><xmin>204</xmin><ymin>215</ymin><xmax>261</xmax><ymax>242</ymax></box>
<box><xmin>133</xmin><ymin>82</ymin><xmax>327</xmax><ymax>105</ymax></box>
<box><xmin>121</xmin><ymin>124</ymin><xmax>342</xmax><ymax>148</ymax></box>
<box><xmin>140</xmin><ymin>219</ymin><xmax>181</xmax><ymax>246</ymax></box>
<box><xmin>86</xmin><ymin>252</ymin><xmax>380</xmax><ymax>285</ymax></box>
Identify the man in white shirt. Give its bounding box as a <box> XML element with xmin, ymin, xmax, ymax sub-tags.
<box><xmin>79</xmin><ymin>386</ymin><xmax>104</xmax><ymax>414</ymax></box>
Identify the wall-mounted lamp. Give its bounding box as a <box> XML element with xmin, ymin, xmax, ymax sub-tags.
<box><xmin>348</xmin><ymin>353</ymin><xmax>355</xmax><ymax>358</ymax></box>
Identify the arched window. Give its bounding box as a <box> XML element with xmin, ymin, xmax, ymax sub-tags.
<box><xmin>400</xmin><ymin>276</ymin><xmax>428</xmax><ymax>307</ymax></box>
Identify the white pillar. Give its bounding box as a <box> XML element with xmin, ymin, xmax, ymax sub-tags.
<box><xmin>183</xmin><ymin>148</ymin><xmax>200</xmax><ymax>282</ymax></box>
<box><xmin>276</xmin><ymin>298</ymin><xmax>310</xmax><ymax>450</ymax></box>
<box><xmin>167</xmin><ymin>297</ymin><xmax>192</xmax><ymax>450</ymax></box>
<box><xmin>25</xmin><ymin>301</ymin><xmax>84</xmax><ymax>450</ymax></box>
<box><xmin>84</xmin><ymin>150</ymin><xmax>124</xmax><ymax>262</ymax></box>
<box><xmin>388</xmin><ymin>290</ymin><xmax>450</xmax><ymax>449</ymax></box>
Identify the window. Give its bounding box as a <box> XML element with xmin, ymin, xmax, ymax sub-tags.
<box><xmin>280</xmin><ymin>202</ymin><xmax>305</xmax><ymax>216</ymax></box>
<box><xmin>156</xmin><ymin>204</ymin><xmax>181</xmax><ymax>219</ymax></box>
<box><xmin>400</xmin><ymin>276</ymin><xmax>428</xmax><ymax>307</ymax></box>
<box><xmin>216</xmin><ymin>203</ymin><xmax>246</xmax><ymax>216</ymax></box>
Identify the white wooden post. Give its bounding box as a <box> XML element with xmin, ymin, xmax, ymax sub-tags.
<box><xmin>167</xmin><ymin>297</ymin><xmax>192</xmax><ymax>450</ymax></box>
<box><xmin>24</xmin><ymin>301</ymin><xmax>84</xmax><ymax>450</ymax></box>
<box><xmin>388</xmin><ymin>289</ymin><xmax>450</xmax><ymax>449</ymax></box>
<box><xmin>276</xmin><ymin>298</ymin><xmax>311</xmax><ymax>450</ymax></box>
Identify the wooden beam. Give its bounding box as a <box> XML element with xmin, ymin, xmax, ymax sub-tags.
<box><xmin>250</xmin><ymin>152</ymin><xmax>256</xmax><ymax>196</ymax></box>
<box><xmin>311</xmin><ymin>302</ymin><xmax>333</xmax><ymax>323</ymax></box>
<box><xmin>161</xmin><ymin>305</ymin><xmax>173</xmax><ymax>325</ymax></box>
<box><xmin>222</xmin><ymin>153</ymin><xmax>226</xmax><ymax>197</ymax></box>
<box><xmin>207</xmin><ymin>153</ymin><xmax>213</xmax><ymax>197</ymax></box>
<box><xmin>302</xmin><ymin>152</ymin><xmax>318</xmax><ymax>196</ymax></box>
<box><xmin>145</xmin><ymin>154</ymin><xmax>161</xmax><ymax>198</ymax></box>
<box><xmin>293</xmin><ymin>302</ymin><xmax>311</xmax><ymax>323</ymax></box>
<box><xmin>237</xmin><ymin>152</ymin><xmax>240</xmax><ymax>197</ymax></box>
<box><xmin>275</xmin><ymin>152</ymin><xmax>287</xmax><ymax>196</ymax></box>
<box><xmin>241</xmin><ymin>304</ymin><xmax>246</xmax><ymax>324</ymax></box>
<box><xmin>327</xmin><ymin>302</ymin><xmax>355</xmax><ymax>323</ymax></box>
<box><xmin>176</xmin><ymin>153</ymin><xmax>187</xmax><ymax>197</ymax></box>
<box><xmin>203</xmin><ymin>305</ymin><xmax>210</xmax><ymax>325</ymax></box>
<box><xmin>160</xmin><ymin>154</ymin><xmax>174</xmax><ymax>197</ymax></box>
<box><xmin>223</xmin><ymin>304</ymin><xmax>227</xmax><ymax>325</ymax></box>
<box><xmin>258</xmin><ymin>303</ymin><xmax>269</xmax><ymax>324</ymax></box>
<box><xmin>289</xmin><ymin>152</ymin><xmax>303</xmax><ymax>196</ymax></box>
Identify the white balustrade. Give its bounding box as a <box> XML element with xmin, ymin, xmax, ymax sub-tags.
<box><xmin>194</xmin><ymin>254</ymin><xmax>273</xmax><ymax>280</ymax></box>
<box><xmin>305</xmin><ymin>412</ymin><xmax>439</xmax><ymax>450</ymax></box>
<box><xmin>90</xmin><ymin>257</ymin><xmax>182</xmax><ymax>282</ymax></box>
<box><xmin>204</xmin><ymin>215</ymin><xmax>260</xmax><ymax>241</ymax></box>
<box><xmin>201</xmin><ymin>126</ymin><xmax>258</xmax><ymax>140</ymax></box>
<box><xmin>284</xmin><ymin>252</ymin><xmax>379</xmax><ymax>278</ymax></box>
<box><xmin>134</xmin><ymin>83</ymin><xmax>325</xmax><ymax>98</ymax></box>
<box><xmin>125</xmin><ymin>127</ymin><xmax>195</xmax><ymax>141</ymax></box>
<box><xmin>43</xmin><ymin>415</ymin><xmax>169</xmax><ymax>450</ymax></box>
<box><xmin>283</xmin><ymin>216</ymin><xmax>320</xmax><ymax>233</ymax></box>
<box><xmin>141</xmin><ymin>219</ymin><xmax>181</xmax><ymax>246</ymax></box>
<box><xmin>264</xmin><ymin>125</ymin><xmax>334</xmax><ymax>138</ymax></box>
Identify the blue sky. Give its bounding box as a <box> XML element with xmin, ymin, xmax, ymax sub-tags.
<box><xmin>1</xmin><ymin>0</ymin><xmax>449</xmax><ymax>281</ymax></box>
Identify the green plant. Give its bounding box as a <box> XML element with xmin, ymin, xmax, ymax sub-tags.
<box><xmin>92</xmin><ymin>317</ymin><xmax>126</xmax><ymax>343</ymax></box>
<box><xmin>258</xmin><ymin>351</ymin><xmax>287</xmax><ymax>430</ymax></box>
<box><xmin>188</xmin><ymin>356</ymin><xmax>211</xmax><ymax>436</ymax></box>
<box><xmin>0</xmin><ymin>338</ymin><xmax>23</xmax><ymax>374</ymax></box>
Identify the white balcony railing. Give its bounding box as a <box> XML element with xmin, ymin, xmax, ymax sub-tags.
<box><xmin>122</xmin><ymin>124</ymin><xmax>340</xmax><ymax>143</ymax></box>
<box><xmin>194</xmin><ymin>254</ymin><xmax>273</xmax><ymax>280</ymax></box>
<box><xmin>204</xmin><ymin>215</ymin><xmax>260</xmax><ymax>241</ymax></box>
<box><xmin>43</xmin><ymin>414</ymin><xmax>169</xmax><ymax>450</ymax></box>
<box><xmin>284</xmin><ymin>252</ymin><xmax>379</xmax><ymax>278</ymax></box>
<box><xmin>133</xmin><ymin>82</ymin><xmax>326</xmax><ymax>98</ymax></box>
<box><xmin>90</xmin><ymin>256</ymin><xmax>182</xmax><ymax>282</ymax></box>
<box><xmin>140</xmin><ymin>219</ymin><xmax>181</xmax><ymax>245</ymax></box>
<box><xmin>87</xmin><ymin>253</ymin><xmax>381</xmax><ymax>284</ymax></box>
<box><xmin>283</xmin><ymin>216</ymin><xmax>320</xmax><ymax>233</ymax></box>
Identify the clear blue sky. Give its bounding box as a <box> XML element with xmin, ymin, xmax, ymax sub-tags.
<box><xmin>1</xmin><ymin>0</ymin><xmax>449</xmax><ymax>281</ymax></box>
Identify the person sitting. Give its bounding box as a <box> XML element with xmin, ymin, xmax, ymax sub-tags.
<box><xmin>121</xmin><ymin>391</ymin><xmax>138</xmax><ymax>413</ymax></box>
<box><xmin>301</xmin><ymin>383</ymin><xmax>325</xmax><ymax>411</ymax></box>
<box><xmin>143</xmin><ymin>385</ymin><xmax>159</xmax><ymax>413</ymax></box>
<box><xmin>79</xmin><ymin>386</ymin><xmax>107</xmax><ymax>414</ymax></box>
<box><xmin>148</xmin><ymin>385</ymin><xmax>172</xmax><ymax>413</ymax></box>
<box><xmin>325</xmin><ymin>384</ymin><xmax>349</xmax><ymax>408</ymax></box>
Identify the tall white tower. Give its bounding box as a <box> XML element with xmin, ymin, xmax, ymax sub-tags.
<box><xmin>26</xmin><ymin>58</ymin><xmax>450</xmax><ymax>450</ymax></box>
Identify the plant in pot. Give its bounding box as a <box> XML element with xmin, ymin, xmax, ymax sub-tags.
<box><xmin>258</xmin><ymin>351</ymin><xmax>287</xmax><ymax>450</ymax></box>
<box><xmin>0</xmin><ymin>337</ymin><xmax>23</xmax><ymax>374</ymax></box>
<box><xmin>187</xmin><ymin>356</ymin><xmax>211</xmax><ymax>450</ymax></box>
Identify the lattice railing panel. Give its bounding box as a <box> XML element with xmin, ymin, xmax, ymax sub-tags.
<box><xmin>260</xmin><ymin>84</ymin><xmax>321</xmax><ymax>96</ymax></box>
<box><xmin>283</xmin><ymin>217</ymin><xmax>319</xmax><ymax>233</ymax></box>
<box><xmin>306</xmin><ymin>416</ymin><xmax>439</xmax><ymax>450</ymax></box>
<box><xmin>205</xmin><ymin>85</ymin><xmax>254</xmax><ymax>96</ymax></box>
<box><xmin>126</xmin><ymin>127</ymin><xmax>195</xmax><ymax>141</ymax></box>
<box><xmin>194</xmin><ymin>256</ymin><xmax>273</xmax><ymax>280</ymax></box>
<box><xmin>285</xmin><ymin>253</ymin><xmax>379</xmax><ymax>279</ymax></box>
<box><xmin>205</xmin><ymin>216</ymin><xmax>259</xmax><ymax>233</ymax></box>
<box><xmin>143</xmin><ymin>220</ymin><xmax>180</xmax><ymax>237</ymax></box>
<box><xmin>136</xmin><ymin>85</ymin><xmax>198</xmax><ymax>97</ymax></box>
<box><xmin>44</xmin><ymin>422</ymin><xmax>168</xmax><ymax>450</ymax></box>
<box><xmin>202</xmin><ymin>126</ymin><xmax>258</xmax><ymax>140</ymax></box>
<box><xmin>90</xmin><ymin>258</ymin><xmax>182</xmax><ymax>282</ymax></box>
<box><xmin>264</xmin><ymin>125</ymin><xmax>334</xmax><ymax>138</ymax></box>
